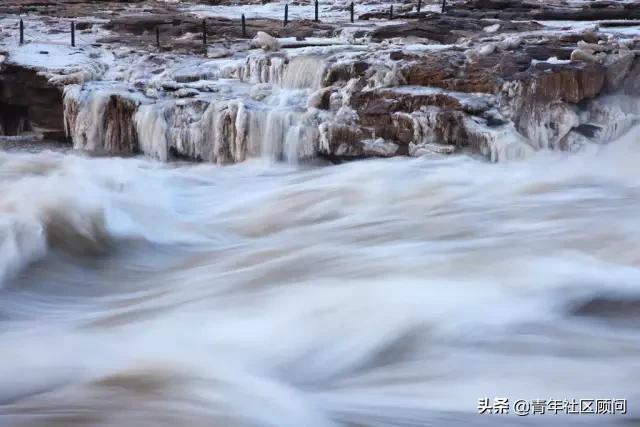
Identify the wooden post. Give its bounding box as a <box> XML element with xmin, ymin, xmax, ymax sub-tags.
<box><xmin>418</xmin><ymin>0</ymin><xmax>422</xmax><ymax>13</ymax></box>
<box><xmin>202</xmin><ymin>19</ymin><xmax>207</xmax><ymax>45</ymax></box>
<box><xmin>390</xmin><ymin>5</ymin><xmax>393</xmax><ymax>19</ymax></box>
<box><xmin>442</xmin><ymin>0</ymin><xmax>446</xmax><ymax>13</ymax></box>
<box><xmin>350</xmin><ymin>2</ymin><xmax>354</xmax><ymax>23</ymax></box>
<box><xmin>314</xmin><ymin>0</ymin><xmax>319</xmax><ymax>22</ymax></box>
<box><xmin>19</xmin><ymin>19</ymin><xmax>24</xmax><ymax>45</ymax></box>
<box><xmin>156</xmin><ymin>26</ymin><xmax>160</xmax><ymax>47</ymax></box>
<box><xmin>242</xmin><ymin>14</ymin><xmax>246</xmax><ymax>37</ymax></box>
<box><xmin>284</xmin><ymin>4</ymin><xmax>288</xmax><ymax>27</ymax></box>
<box><xmin>71</xmin><ymin>21</ymin><xmax>75</xmax><ymax>47</ymax></box>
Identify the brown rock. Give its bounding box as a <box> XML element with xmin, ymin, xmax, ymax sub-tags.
<box><xmin>370</xmin><ymin>15</ymin><xmax>540</xmax><ymax>44</ymax></box>
<box><xmin>0</xmin><ymin>63</ymin><xmax>65</xmax><ymax>140</ymax></box>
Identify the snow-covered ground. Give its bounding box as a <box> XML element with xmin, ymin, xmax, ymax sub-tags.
<box><xmin>185</xmin><ymin>0</ymin><xmax>442</xmax><ymax>23</ymax></box>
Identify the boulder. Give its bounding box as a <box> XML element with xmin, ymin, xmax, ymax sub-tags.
<box><xmin>251</xmin><ymin>32</ymin><xmax>281</xmax><ymax>51</ymax></box>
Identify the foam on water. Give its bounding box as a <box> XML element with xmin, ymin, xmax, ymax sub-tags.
<box><xmin>1</xmin><ymin>126</ymin><xmax>640</xmax><ymax>426</ymax></box>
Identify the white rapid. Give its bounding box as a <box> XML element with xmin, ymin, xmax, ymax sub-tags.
<box><xmin>1</xmin><ymin>126</ymin><xmax>640</xmax><ymax>426</ymax></box>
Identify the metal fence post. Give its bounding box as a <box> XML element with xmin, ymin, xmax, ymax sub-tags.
<box><xmin>284</xmin><ymin>4</ymin><xmax>288</xmax><ymax>27</ymax></box>
<box><xmin>71</xmin><ymin>21</ymin><xmax>75</xmax><ymax>47</ymax></box>
<box><xmin>19</xmin><ymin>19</ymin><xmax>24</xmax><ymax>45</ymax></box>
<box><xmin>242</xmin><ymin>14</ymin><xmax>246</xmax><ymax>37</ymax></box>
<box><xmin>202</xmin><ymin>19</ymin><xmax>207</xmax><ymax>45</ymax></box>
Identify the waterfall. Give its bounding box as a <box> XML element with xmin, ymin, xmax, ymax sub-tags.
<box><xmin>63</xmin><ymin>85</ymin><xmax>109</xmax><ymax>151</ymax></box>
<box><xmin>239</xmin><ymin>54</ymin><xmax>326</xmax><ymax>90</ymax></box>
<box><xmin>402</xmin><ymin>106</ymin><xmax>533</xmax><ymax>162</ymax></box>
<box><xmin>132</xmin><ymin>95</ymin><xmax>319</xmax><ymax>164</ymax></box>
<box><xmin>239</xmin><ymin>54</ymin><xmax>288</xmax><ymax>86</ymax></box>
<box><xmin>464</xmin><ymin>119</ymin><xmax>534</xmax><ymax>162</ymax></box>
<box><xmin>246</xmin><ymin>90</ymin><xmax>321</xmax><ymax>163</ymax></box>
<box><xmin>281</xmin><ymin>56</ymin><xmax>327</xmax><ymax>90</ymax></box>
<box><xmin>64</xmin><ymin>84</ymin><xmax>141</xmax><ymax>154</ymax></box>
<box><xmin>134</xmin><ymin>104</ymin><xmax>169</xmax><ymax>161</ymax></box>
<box><xmin>62</xmin><ymin>54</ymin><xmax>329</xmax><ymax>164</ymax></box>
<box><xmin>587</xmin><ymin>95</ymin><xmax>640</xmax><ymax>142</ymax></box>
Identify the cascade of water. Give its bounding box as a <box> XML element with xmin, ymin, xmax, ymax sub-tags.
<box><xmin>64</xmin><ymin>84</ymin><xmax>141</xmax><ymax>154</ymax></box>
<box><xmin>240</xmin><ymin>54</ymin><xmax>326</xmax><ymax>89</ymax></box>
<box><xmin>202</xmin><ymin>100</ymin><xmax>248</xmax><ymax>164</ymax></box>
<box><xmin>63</xmin><ymin>85</ymin><xmax>110</xmax><ymax>151</ymax></box>
<box><xmin>229</xmin><ymin>54</ymin><xmax>329</xmax><ymax>162</ymax></box>
<box><xmin>281</xmin><ymin>56</ymin><xmax>327</xmax><ymax>90</ymax></box>
<box><xmin>240</xmin><ymin>54</ymin><xmax>287</xmax><ymax>85</ymax></box>
<box><xmin>588</xmin><ymin>95</ymin><xmax>640</xmax><ymax>142</ymax></box>
<box><xmin>135</xmin><ymin>104</ymin><xmax>169</xmax><ymax>161</ymax></box>
<box><xmin>464</xmin><ymin>118</ymin><xmax>533</xmax><ymax>162</ymax></box>
<box><xmin>62</xmin><ymin>54</ymin><xmax>329</xmax><ymax>164</ymax></box>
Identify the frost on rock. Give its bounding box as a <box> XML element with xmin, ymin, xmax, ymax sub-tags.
<box><xmin>409</xmin><ymin>142</ymin><xmax>456</xmax><ymax>157</ymax></box>
<box><xmin>360</xmin><ymin>138</ymin><xmax>399</xmax><ymax>157</ymax></box>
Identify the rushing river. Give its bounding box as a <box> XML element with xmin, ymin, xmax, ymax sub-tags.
<box><xmin>0</xmin><ymin>127</ymin><xmax>639</xmax><ymax>427</ymax></box>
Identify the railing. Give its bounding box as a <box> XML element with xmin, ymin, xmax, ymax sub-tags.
<box><xmin>12</xmin><ymin>1</ymin><xmax>444</xmax><ymax>49</ymax></box>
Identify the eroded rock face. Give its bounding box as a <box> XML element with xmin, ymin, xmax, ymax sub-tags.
<box><xmin>0</xmin><ymin>63</ymin><xmax>65</xmax><ymax>140</ymax></box>
<box><xmin>370</xmin><ymin>15</ymin><xmax>541</xmax><ymax>44</ymax></box>
<box><xmin>445</xmin><ymin>0</ymin><xmax>640</xmax><ymax>21</ymax></box>
<box><xmin>400</xmin><ymin>50</ymin><xmax>532</xmax><ymax>94</ymax></box>
<box><xmin>340</xmin><ymin>13</ymin><xmax>640</xmax><ymax>159</ymax></box>
<box><xmin>349</xmin><ymin>87</ymin><xmax>496</xmax><ymax>148</ymax></box>
<box><xmin>506</xmin><ymin>62</ymin><xmax>606</xmax><ymax>148</ymax></box>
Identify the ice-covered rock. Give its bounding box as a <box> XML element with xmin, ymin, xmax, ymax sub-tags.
<box><xmin>175</xmin><ymin>88</ymin><xmax>200</xmax><ymax>98</ymax></box>
<box><xmin>577</xmin><ymin>40</ymin><xmax>612</xmax><ymax>53</ymax></box>
<box><xmin>571</xmin><ymin>49</ymin><xmax>599</xmax><ymax>63</ymax></box>
<box><xmin>483</xmin><ymin>23</ymin><xmax>501</xmax><ymax>34</ymax></box>
<box><xmin>409</xmin><ymin>142</ymin><xmax>456</xmax><ymax>156</ymax></box>
<box><xmin>252</xmin><ymin>32</ymin><xmax>281</xmax><ymax>52</ymax></box>
<box><xmin>207</xmin><ymin>48</ymin><xmax>232</xmax><ymax>59</ymax></box>
<box><xmin>249</xmin><ymin>83</ymin><xmax>273</xmax><ymax>101</ymax></box>
<box><xmin>361</xmin><ymin>138</ymin><xmax>399</xmax><ymax>157</ymax></box>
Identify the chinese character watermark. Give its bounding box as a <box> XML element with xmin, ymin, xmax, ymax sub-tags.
<box><xmin>477</xmin><ymin>398</ymin><xmax>628</xmax><ymax>416</ymax></box>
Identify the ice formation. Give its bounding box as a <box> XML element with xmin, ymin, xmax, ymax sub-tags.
<box><xmin>0</xmin><ymin>5</ymin><xmax>638</xmax><ymax>164</ymax></box>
